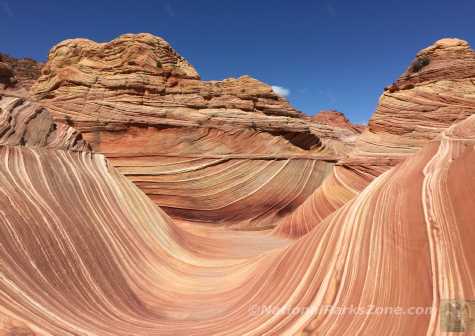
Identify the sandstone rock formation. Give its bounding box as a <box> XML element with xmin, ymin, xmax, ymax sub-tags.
<box><xmin>31</xmin><ymin>33</ymin><xmax>356</xmax><ymax>229</ymax></box>
<box><xmin>312</xmin><ymin>109</ymin><xmax>365</xmax><ymax>133</ymax></box>
<box><xmin>0</xmin><ymin>53</ymin><xmax>42</xmax><ymax>90</ymax></box>
<box><xmin>1</xmin><ymin>35</ymin><xmax>475</xmax><ymax>336</ymax></box>
<box><xmin>341</xmin><ymin>37</ymin><xmax>475</xmax><ymax>183</ymax></box>
<box><xmin>364</xmin><ymin>38</ymin><xmax>475</xmax><ymax>161</ymax></box>
<box><xmin>274</xmin><ymin>37</ymin><xmax>475</xmax><ymax>238</ymax></box>
<box><xmin>1</xmin><ymin>87</ymin><xmax>475</xmax><ymax>336</ymax></box>
<box><xmin>0</xmin><ymin>96</ymin><xmax>89</xmax><ymax>151</ymax></box>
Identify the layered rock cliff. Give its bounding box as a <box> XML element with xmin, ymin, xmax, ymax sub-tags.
<box><xmin>31</xmin><ymin>33</ymin><xmax>356</xmax><ymax>228</ymax></box>
<box><xmin>360</xmin><ymin>38</ymin><xmax>475</xmax><ymax>161</ymax></box>
<box><xmin>32</xmin><ymin>33</ymin><xmax>355</xmax><ymax>155</ymax></box>
<box><xmin>340</xmin><ymin>38</ymin><xmax>475</xmax><ymax>180</ymax></box>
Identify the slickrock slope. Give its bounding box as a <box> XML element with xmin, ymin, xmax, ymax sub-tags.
<box><xmin>272</xmin><ymin>163</ymin><xmax>373</xmax><ymax>238</ymax></box>
<box><xmin>30</xmin><ymin>33</ymin><xmax>355</xmax><ymax>228</ymax></box>
<box><xmin>275</xmin><ymin>38</ymin><xmax>475</xmax><ymax>238</ymax></box>
<box><xmin>1</xmin><ymin>98</ymin><xmax>475</xmax><ymax>336</ymax></box>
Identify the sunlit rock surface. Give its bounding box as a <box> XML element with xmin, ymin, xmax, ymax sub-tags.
<box><xmin>357</xmin><ymin>38</ymin><xmax>475</xmax><ymax>163</ymax></box>
<box><xmin>1</xmin><ymin>100</ymin><xmax>475</xmax><ymax>336</ymax></box>
<box><xmin>312</xmin><ymin>109</ymin><xmax>365</xmax><ymax>133</ymax></box>
<box><xmin>31</xmin><ymin>33</ymin><xmax>356</xmax><ymax>228</ymax></box>
<box><xmin>0</xmin><ymin>36</ymin><xmax>474</xmax><ymax>335</ymax></box>
<box><xmin>274</xmin><ymin>38</ymin><xmax>475</xmax><ymax>238</ymax></box>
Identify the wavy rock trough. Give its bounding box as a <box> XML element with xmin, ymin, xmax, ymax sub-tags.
<box><xmin>0</xmin><ymin>35</ymin><xmax>474</xmax><ymax>335</ymax></box>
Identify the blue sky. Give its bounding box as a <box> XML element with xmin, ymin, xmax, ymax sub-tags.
<box><xmin>1</xmin><ymin>0</ymin><xmax>474</xmax><ymax>123</ymax></box>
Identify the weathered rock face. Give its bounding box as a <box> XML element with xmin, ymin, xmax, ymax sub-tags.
<box><xmin>337</xmin><ymin>38</ymin><xmax>475</xmax><ymax>180</ymax></box>
<box><xmin>32</xmin><ymin>34</ymin><xmax>354</xmax><ymax>155</ymax></box>
<box><xmin>0</xmin><ymin>55</ymin><xmax>86</xmax><ymax>152</ymax></box>
<box><xmin>0</xmin><ymin>96</ymin><xmax>89</xmax><ymax>151</ymax></box>
<box><xmin>312</xmin><ymin>109</ymin><xmax>365</xmax><ymax>133</ymax></box>
<box><xmin>31</xmin><ymin>33</ymin><xmax>355</xmax><ymax>228</ymax></box>
<box><xmin>0</xmin><ymin>53</ymin><xmax>42</xmax><ymax>90</ymax></box>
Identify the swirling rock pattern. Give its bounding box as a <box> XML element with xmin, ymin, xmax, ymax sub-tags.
<box><xmin>111</xmin><ymin>154</ymin><xmax>334</xmax><ymax>229</ymax></box>
<box><xmin>0</xmin><ymin>36</ymin><xmax>474</xmax><ymax>335</ymax></box>
<box><xmin>30</xmin><ymin>33</ymin><xmax>356</xmax><ymax>227</ymax></box>
<box><xmin>272</xmin><ymin>164</ymin><xmax>372</xmax><ymax>238</ymax></box>
<box><xmin>0</xmin><ymin>106</ymin><xmax>474</xmax><ymax>336</ymax></box>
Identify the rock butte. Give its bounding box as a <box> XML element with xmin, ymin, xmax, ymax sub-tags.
<box><xmin>0</xmin><ymin>35</ymin><xmax>474</xmax><ymax>335</ymax></box>
<box><xmin>30</xmin><ymin>33</ymin><xmax>360</xmax><ymax>229</ymax></box>
<box><xmin>274</xmin><ymin>37</ymin><xmax>475</xmax><ymax>237</ymax></box>
<box><xmin>312</xmin><ymin>109</ymin><xmax>365</xmax><ymax>133</ymax></box>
